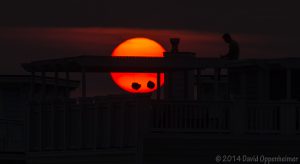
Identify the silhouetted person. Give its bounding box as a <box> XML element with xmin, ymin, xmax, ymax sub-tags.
<box><xmin>131</xmin><ymin>82</ymin><xmax>141</xmax><ymax>90</ymax></box>
<box><xmin>221</xmin><ymin>33</ymin><xmax>239</xmax><ymax>60</ymax></box>
<box><xmin>147</xmin><ymin>81</ymin><xmax>155</xmax><ymax>89</ymax></box>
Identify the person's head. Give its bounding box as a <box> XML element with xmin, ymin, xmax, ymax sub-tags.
<box><xmin>222</xmin><ymin>33</ymin><xmax>232</xmax><ymax>43</ymax></box>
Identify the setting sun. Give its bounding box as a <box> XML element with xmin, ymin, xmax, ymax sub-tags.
<box><xmin>110</xmin><ymin>38</ymin><xmax>165</xmax><ymax>93</ymax></box>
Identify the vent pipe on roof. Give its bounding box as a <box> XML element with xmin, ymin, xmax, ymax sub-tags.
<box><xmin>170</xmin><ymin>38</ymin><xmax>180</xmax><ymax>53</ymax></box>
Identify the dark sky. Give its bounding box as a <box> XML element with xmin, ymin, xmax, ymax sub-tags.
<box><xmin>1</xmin><ymin>1</ymin><xmax>300</xmax><ymax>34</ymax></box>
<box><xmin>0</xmin><ymin>0</ymin><xmax>300</xmax><ymax>96</ymax></box>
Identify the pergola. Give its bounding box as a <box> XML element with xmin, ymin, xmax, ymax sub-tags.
<box><xmin>22</xmin><ymin>54</ymin><xmax>300</xmax><ymax>100</ymax></box>
<box><xmin>22</xmin><ymin>54</ymin><xmax>240</xmax><ymax>100</ymax></box>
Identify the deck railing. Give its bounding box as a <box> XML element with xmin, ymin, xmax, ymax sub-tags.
<box><xmin>28</xmin><ymin>97</ymin><xmax>145</xmax><ymax>151</ymax></box>
<box><xmin>151</xmin><ymin>101</ymin><xmax>231</xmax><ymax>133</ymax></box>
<box><xmin>0</xmin><ymin>118</ymin><xmax>24</xmax><ymax>152</ymax></box>
<box><xmin>151</xmin><ymin>100</ymin><xmax>300</xmax><ymax>135</ymax></box>
<box><xmin>28</xmin><ymin>98</ymin><xmax>300</xmax><ymax>152</ymax></box>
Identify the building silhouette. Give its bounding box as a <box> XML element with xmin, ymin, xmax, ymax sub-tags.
<box><xmin>1</xmin><ymin>40</ymin><xmax>300</xmax><ymax>163</ymax></box>
<box><xmin>0</xmin><ymin>75</ymin><xmax>79</xmax><ymax>163</ymax></box>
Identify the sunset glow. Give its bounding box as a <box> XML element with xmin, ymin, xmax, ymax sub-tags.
<box><xmin>110</xmin><ymin>38</ymin><xmax>165</xmax><ymax>93</ymax></box>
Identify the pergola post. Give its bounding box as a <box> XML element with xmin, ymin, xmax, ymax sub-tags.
<box><xmin>165</xmin><ymin>71</ymin><xmax>173</xmax><ymax>100</ymax></box>
<box><xmin>55</xmin><ymin>70</ymin><xmax>59</xmax><ymax>99</ymax></box>
<box><xmin>30</xmin><ymin>72</ymin><xmax>36</xmax><ymax>100</ymax></box>
<box><xmin>157</xmin><ymin>72</ymin><xmax>161</xmax><ymax>100</ymax></box>
<box><xmin>214</xmin><ymin>68</ymin><xmax>221</xmax><ymax>100</ymax></box>
<box><xmin>197</xmin><ymin>68</ymin><xmax>202</xmax><ymax>101</ymax></box>
<box><xmin>41</xmin><ymin>71</ymin><xmax>46</xmax><ymax>101</ymax></box>
<box><xmin>286</xmin><ymin>67</ymin><xmax>291</xmax><ymax>100</ymax></box>
<box><xmin>184</xmin><ymin>70</ymin><xmax>189</xmax><ymax>100</ymax></box>
<box><xmin>81</xmin><ymin>68</ymin><xmax>87</xmax><ymax>98</ymax></box>
<box><xmin>169</xmin><ymin>71</ymin><xmax>173</xmax><ymax>100</ymax></box>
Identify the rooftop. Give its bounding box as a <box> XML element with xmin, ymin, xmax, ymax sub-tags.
<box><xmin>0</xmin><ymin>75</ymin><xmax>79</xmax><ymax>88</ymax></box>
<box><xmin>22</xmin><ymin>55</ymin><xmax>300</xmax><ymax>73</ymax></box>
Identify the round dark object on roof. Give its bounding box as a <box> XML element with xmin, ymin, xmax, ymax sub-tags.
<box><xmin>131</xmin><ymin>82</ymin><xmax>141</xmax><ymax>90</ymax></box>
<box><xmin>147</xmin><ymin>81</ymin><xmax>155</xmax><ymax>89</ymax></box>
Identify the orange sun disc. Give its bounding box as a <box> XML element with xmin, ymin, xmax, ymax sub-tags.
<box><xmin>110</xmin><ymin>38</ymin><xmax>165</xmax><ymax>93</ymax></box>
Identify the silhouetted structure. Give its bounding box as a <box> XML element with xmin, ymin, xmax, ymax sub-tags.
<box><xmin>170</xmin><ymin>38</ymin><xmax>180</xmax><ymax>53</ymax></box>
<box><xmin>1</xmin><ymin>40</ymin><xmax>300</xmax><ymax>164</ymax></box>
<box><xmin>0</xmin><ymin>75</ymin><xmax>79</xmax><ymax>163</ymax></box>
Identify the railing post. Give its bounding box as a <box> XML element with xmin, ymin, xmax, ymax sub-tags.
<box><xmin>231</xmin><ymin>100</ymin><xmax>245</xmax><ymax>135</ymax></box>
<box><xmin>79</xmin><ymin>67</ymin><xmax>86</xmax><ymax>149</ymax></box>
<box><xmin>280</xmin><ymin>102</ymin><xmax>287</xmax><ymax>135</ymax></box>
<box><xmin>281</xmin><ymin>102</ymin><xmax>296</xmax><ymax>135</ymax></box>
<box><xmin>119</xmin><ymin>102</ymin><xmax>125</xmax><ymax>148</ymax></box>
<box><xmin>106</xmin><ymin>102</ymin><xmax>112</xmax><ymax>148</ymax></box>
<box><xmin>64</xmin><ymin>71</ymin><xmax>70</xmax><ymax>150</ymax></box>
<box><xmin>136</xmin><ymin>98</ymin><xmax>149</xmax><ymax>164</ymax></box>
<box><xmin>52</xmin><ymin>70</ymin><xmax>59</xmax><ymax>150</ymax></box>
<box><xmin>94</xmin><ymin>100</ymin><xmax>98</xmax><ymax>150</ymax></box>
<box><xmin>40</xmin><ymin>71</ymin><xmax>46</xmax><ymax>151</ymax></box>
<box><xmin>26</xmin><ymin>71</ymin><xmax>35</xmax><ymax>152</ymax></box>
